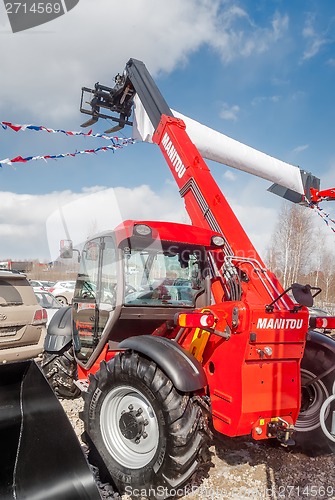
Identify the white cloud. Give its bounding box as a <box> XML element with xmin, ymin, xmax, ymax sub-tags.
<box><xmin>251</xmin><ymin>95</ymin><xmax>281</xmax><ymax>106</ymax></box>
<box><xmin>292</xmin><ymin>144</ymin><xmax>309</xmax><ymax>154</ymax></box>
<box><xmin>301</xmin><ymin>14</ymin><xmax>329</xmax><ymax>61</ymax></box>
<box><xmin>0</xmin><ymin>0</ymin><xmax>220</xmax><ymax>121</ymax></box>
<box><xmin>210</xmin><ymin>10</ymin><xmax>289</xmax><ymax>62</ymax></box>
<box><xmin>0</xmin><ymin>185</ymin><xmax>185</xmax><ymax>260</ymax></box>
<box><xmin>303</xmin><ymin>38</ymin><xmax>328</xmax><ymax>61</ymax></box>
<box><xmin>0</xmin><ymin>176</ymin><xmax>288</xmax><ymax>262</ymax></box>
<box><xmin>219</xmin><ymin>103</ymin><xmax>240</xmax><ymax>121</ymax></box>
<box><xmin>222</xmin><ymin>170</ymin><xmax>237</xmax><ymax>181</ymax></box>
<box><xmin>0</xmin><ymin>1</ymin><xmax>292</xmax><ymax>122</ymax></box>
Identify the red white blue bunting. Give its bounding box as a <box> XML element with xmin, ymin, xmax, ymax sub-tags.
<box><xmin>0</xmin><ymin>121</ymin><xmax>127</xmax><ymax>143</ymax></box>
<box><xmin>0</xmin><ymin>120</ymin><xmax>135</xmax><ymax>168</ymax></box>
<box><xmin>306</xmin><ymin>197</ymin><xmax>335</xmax><ymax>234</ymax></box>
<box><xmin>0</xmin><ymin>142</ymin><xmax>135</xmax><ymax>169</ymax></box>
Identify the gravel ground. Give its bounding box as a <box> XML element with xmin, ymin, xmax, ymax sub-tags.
<box><xmin>60</xmin><ymin>397</ymin><xmax>335</xmax><ymax>500</ymax></box>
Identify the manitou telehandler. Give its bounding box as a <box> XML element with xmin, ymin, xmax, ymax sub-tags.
<box><xmin>42</xmin><ymin>59</ymin><xmax>335</xmax><ymax>498</ymax></box>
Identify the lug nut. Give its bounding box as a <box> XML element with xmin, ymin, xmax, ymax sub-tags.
<box><xmin>128</xmin><ymin>404</ymin><xmax>134</xmax><ymax>411</ymax></box>
<box><xmin>137</xmin><ymin>408</ymin><xmax>143</xmax><ymax>415</ymax></box>
<box><xmin>144</xmin><ymin>419</ymin><xmax>149</xmax><ymax>426</ymax></box>
<box><xmin>142</xmin><ymin>432</ymin><xmax>148</xmax><ymax>439</ymax></box>
<box><xmin>135</xmin><ymin>438</ymin><xmax>140</xmax><ymax>444</ymax></box>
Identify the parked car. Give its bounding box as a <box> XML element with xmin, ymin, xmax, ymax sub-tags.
<box><xmin>29</xmin><ymin>279</ymin><xmax>47</xmax><ymax>291</ymax></box>
<box><xmin>29</xmin><ymin>280</ymin><xmax>56</xmax><ymax>292</ymax></box>
<box><xmin>49</xmin><ymin>280</ymin><xmax>76</xmax><ymax>305</ymax></box>
<box><xmin>40</xmin><ymin>280</ymin><xmax>56</xmax><ymax>290</ymax></box>
<box><xmin>0</xmin><ymin>270</ymin><xmax>47</xmax><ymax>362</ymax></box>
<box><xmin>34</xmin><ymin>291</ymin><xmax>63</xmax><ymax>326</ymax></box>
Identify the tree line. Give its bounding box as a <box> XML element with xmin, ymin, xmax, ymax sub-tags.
<box><xmin>265</xmin><ymin>202</ymin><xmax>335</xmax><ymax>312</ymax></box>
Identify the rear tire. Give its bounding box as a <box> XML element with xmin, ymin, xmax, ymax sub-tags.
<box><xmin>82</xmin><ymin>351</ymin><xmax>211</xmax><ymax>498</ymax></box>
<box><xmin>294</xmin><ymin>344</ymin><xmax>335</xmax><ymax>454</ymax></box>
<box><xmin>41</xmin><ymin>343</ymin><xmax>81</xmax><ymax>399</ymax></box>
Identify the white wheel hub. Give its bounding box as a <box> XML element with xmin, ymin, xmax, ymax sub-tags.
<box><xmin>100</xmin><ymin>385</ymin><xmax>159</xmax><ymax>469</ymax></box>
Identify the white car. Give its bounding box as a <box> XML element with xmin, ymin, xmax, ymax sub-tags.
<box><xmin>34</xmin><ymin>291</ymin><xmax>63</xmax><ymax>326</ymax></box>
<box><xmin>49</xmin><ymin>280</ymin><xmax>76</xmax><ymax>305</ymax></box>
<box><xmin>29</xmin><ymin>279</ymin><xmax>48</xmax><ymax>292</ymax></box>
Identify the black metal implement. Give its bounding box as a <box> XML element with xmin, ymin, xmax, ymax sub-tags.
<box><xmin>0</xmin><ymin>360</ymin><xmax>101</xmax><ymax>500</ymax></box>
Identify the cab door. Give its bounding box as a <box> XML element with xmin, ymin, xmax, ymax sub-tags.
<box><xmin>72</xmin><ymin>236</ymin><xmax>118</xmax><ymax>364</ymax></box>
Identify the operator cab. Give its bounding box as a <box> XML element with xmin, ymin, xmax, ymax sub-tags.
<box><xmin>72</xmin><ymin>220</ymin><xmax>225</xmax><ymax>367</ymax></box>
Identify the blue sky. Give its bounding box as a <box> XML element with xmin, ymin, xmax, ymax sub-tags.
<box><xmin>0</xmin><ymin>0</ymin><xmax>334</xmax><ymax>260</ymax></box>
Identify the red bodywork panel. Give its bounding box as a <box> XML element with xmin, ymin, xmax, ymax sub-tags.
<box><xmin>310</xmin><ymin>186</ymin><xmax>335</xmax><ymax>203</ymax></box>
<box><xmin>112</xmin><ymin>219</ymin><xmax>225</xmax><ymax>248</ymax></box>
<box><xmin>174</xmin><ymin>300</ymin><xmax>308</xmax><ymax>437</ymax></box>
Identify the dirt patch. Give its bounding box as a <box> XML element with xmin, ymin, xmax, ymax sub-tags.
<box><xmin>61</xmin><ymin>398</ymin><xmax>335</xmax><ymax>499</ymax></box>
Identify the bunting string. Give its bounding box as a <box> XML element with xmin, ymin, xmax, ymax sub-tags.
<box><xmin>1</xmin><ymin>121</ymin><xmax>128</xmax><ymax>144</ymax></box>
<box><xmin>0</xmin><ymin>141</ymin><xmax>135</xmax><ymax>169</ymax></box>
<box><xmin>0</xmin><ymin>120</ymin><xmax>136</xmax><ymax>168</ymax></box>
<box><xmin>306</xmin><ymin>197</ymin><xmax>335</xmax><ymax>234</ymax></box>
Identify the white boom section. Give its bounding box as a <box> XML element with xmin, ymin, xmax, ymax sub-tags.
<box><xmin>132</xmin><ymin>95</ymin><xmax>305</xmax><ymax>196</ymax></box>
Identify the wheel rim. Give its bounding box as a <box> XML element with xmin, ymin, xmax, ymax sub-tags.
<box><xmin>56</xmin><ymin>296</ymin><xmax>67</xmax><ymax>305</ymax></box>
<box><xmin>100</xmin><ymin>385</ymin><xmax>159</xmax><ymax>469</ymax></box>
<box><xmin>296</xmin><ymin>368</ymin><xmax>330</xmax><ymax>432</ymax></box>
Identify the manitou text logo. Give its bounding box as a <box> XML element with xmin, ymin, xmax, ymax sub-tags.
<box><xmin>161</xmin><ymin>132</ymin><xmax>186</xmax><ymax>179</ymax></box>
<box><xmin>257</xmin><ymin>318</ymin><xmax>304</xmax><ymax>329</ymax></box>
<box><xmin>4</xmin><ymin>0</ymin><xmax>79</xmax><ymax>33</ymax></box>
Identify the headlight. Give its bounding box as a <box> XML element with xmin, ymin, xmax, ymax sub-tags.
<box><xmin>133</xmin><ymin>224</ymin><xmax>152</xmax><ymax>236</ymax></box>
<box><xmin>211</xmin><ymin>235</ymin><xmax>225</xmax><ymax>247</ymax></box>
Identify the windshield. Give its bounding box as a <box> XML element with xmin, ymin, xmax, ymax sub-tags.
<box><xmin>124</xmin><ymin>246</ymin><xmax>205</xmax><ymax>307</ymax></box>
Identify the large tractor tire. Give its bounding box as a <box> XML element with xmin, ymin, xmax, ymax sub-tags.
<box><xmin>294</xmin><ymin>344</ymin><xmax>335</xmax><ymax>455</ymax></box>
<box><xmin>82</xmin><ymin>351</ymin><xmax>211</xmax><ymax>499</ymax></box>
<box><xmin>41</xmin><ymin>343</ymin><xmax>81</xmax><ymax>399</ymax></box>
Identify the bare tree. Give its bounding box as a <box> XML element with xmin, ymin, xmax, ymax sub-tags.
<box><xmin>315</xmin><ymin>250</ymin><xmax>335</xmax><ymax>304</ymax></box>
<box><xmin>266</xmin><ymin>202</ymin><xmax>316</xmax><ymax>289</ymax></box>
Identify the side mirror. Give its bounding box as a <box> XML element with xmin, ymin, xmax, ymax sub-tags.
<box><xmin>266</xmin><ymin>283</ymin><xmax>322</xmax><ymax>312</ymax></box>
<box><xmin>60</xmin><ymin>239</ymin><xmax>73</xmax><ymax>259</ymax></box>
<box><xmin>291</xmin><ymin>283</ymin><xmax>322</xmax><ymax>308</ymax></box>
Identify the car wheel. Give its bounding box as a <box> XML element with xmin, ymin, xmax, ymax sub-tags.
<box><xmin>56</xmin><ymin>295</ymin><xmax>68</xmax><ymax>305</ymax></box>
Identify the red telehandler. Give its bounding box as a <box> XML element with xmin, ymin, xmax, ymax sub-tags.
<box><xmin>41</xmin><ymin>59</ymin><xmax>335</xmax><ymax>498</ymax></box>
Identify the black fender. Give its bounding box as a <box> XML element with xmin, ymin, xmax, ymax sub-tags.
<box><xmin>118</xmin><ymin>335</ymin><xmax>207</xmax><ymax>393</ymax></box>
<box><xmin>44</xmin><ymin>306</ymin><xmax>73</xmax><ymax>352</ymax></box>
<box><xmin>306</xmin><ymin>330</ymin><xmax>335</xmax><ymax>356</ymax></box>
